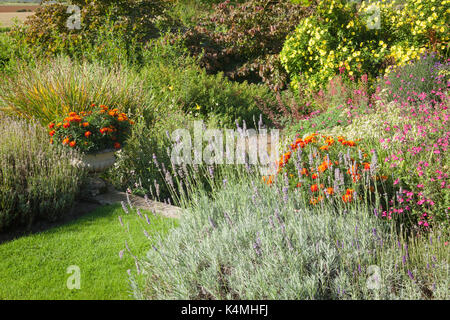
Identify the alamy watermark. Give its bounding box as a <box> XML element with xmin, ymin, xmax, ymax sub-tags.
<box><xmin>66</xmin><ymin>265</ymin><xmax>81</xmax><ymax>290</ymax></box>
<box><xmin>44</xmin><ymin>1</ymin><xmax>81</xmax><ymax>30</ymax></box>
<box><xmin>169</xmin><ymin>121</ymin><xmax>279</xmax><ymax>175</ymax></box>
<box><xmin>47</xmin><ymin>0</ymin><xmax>381</xmax><ymax>32</ymax></box>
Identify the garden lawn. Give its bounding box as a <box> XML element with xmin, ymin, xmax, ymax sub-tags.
<box><xmin>0</xmin><ymin>204</ymin><xmax>178</xmax><ymax>300</ymax></box>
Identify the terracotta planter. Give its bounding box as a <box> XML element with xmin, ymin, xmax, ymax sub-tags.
<box><xmin>81</xmin><ymin>149</ymin><xmax>116</xmax><ymax>173</ymax></box>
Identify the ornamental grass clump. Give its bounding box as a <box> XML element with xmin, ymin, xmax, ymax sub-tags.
<box><xmin>0</xmin><ymin>56</ymin><xmax>147</xmax><ymax>125</ymax></box>
<box><xmin>48</xmin><ymin>104</ymin><xmax>134</xmax><ymax>154</ymax></box>
<box><xmin>0</xmin><ymin>117</ymin><xmax>85</xmax><ymax>232</ymax></box>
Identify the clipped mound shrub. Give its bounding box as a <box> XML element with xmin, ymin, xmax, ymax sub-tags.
<box><xmin>0</xmin><ymin>117</ymin><xmax>85</xmax><ymax>231</ymax></box>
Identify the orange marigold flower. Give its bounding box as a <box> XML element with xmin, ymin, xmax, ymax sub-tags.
<box><xmin>85</xmin><ymin>131</ymin><xmax>92</xmax><ymax>138</ymax></box>
<box><xmin>318</xmin><ymin>164</ymin><xmax>327</xmax><ymax>173</ymax></box>
<box><xmin>296</xmin><ymin>182</ymin><xmax>302</xmax><ymax>188</ymax></box>
<box><xmin>342</xmin><ymin>194</ymin><xmax>352</xmax><ymax>203</ymax></box>
<box><xmin>311</xmin><ymin>184</ymin><xmax>318</xmax><ymax>192</ymax></box>
<box><xmin>311</xmin><ymin>173</ymin><xmax>318</xmax><ymax>180</ymax></box>
<box><xmin>319</xmin><ymin>145</ymin><xmax>329</xmax><ymax>151</ymax></box>
<box><xmin>69</xmin><ymin>141</ymin><xmax>76</xmax><ymax>148</ymax></box>
<box><xmin>363</xmin><ymin>162</ymin><xmax>371</xmax><ymax>171</ymax></box>
<box><xmin>326</xmin><ymin>187</ymin><xmax>334</xmax><ymax>195</ymax></box>
<box><xmin>62</xmin><ymin>138</ymin><xmax>70</xmax><ymax>145</ymax></box>
<box><xmin>304</xmin><ymin>135</ymin><xmax>315</xmax><ymax>144</ymax></box>
<box><xmin>283</xmin><ymin>152</ymin><xmax>291</xmax><ymax>161</ymax></box>
<box><xmin>325</xmin><ymin>137</ymin><xmax>335</xmax><ymax>145</ymax></box>
<box><xmin>82</xmin><ymin>122</ymin><xmax>89</xmax><ymax>127</ymax></box>
<box><xmin>48</xmin><ymin>123</ymin><xmax>55</xmax><ymax>129</ymax></box>
<box><xmin>345</xmin><ymin>140</ymin><xmax>356</xmax><ymax>147</ymax></box>
<box><xmin>49</xmin><ymin>130</ymin><xmax>55</xmax><ymax>136</ymax></box>
<box><xmin>63</xmin><ymin>122</ymin><xmax>70</xmax><ymax>129</ymax></box>
<box><xmin>100</xmin><ymin>128</ymin><xmax>108</xmax><ymax>134</ymax></box>
<box><xmin>68</xmin><ymin>112</ymin><xmax>77</xmax><ymax>117</ymax></box>
<box><xmin>300</xmin><ymin>168</ymin><xmax>308</xmax><ymax>176</ymax></box>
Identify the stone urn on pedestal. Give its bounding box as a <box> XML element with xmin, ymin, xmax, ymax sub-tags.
<box><xmin>81</xmin><ymin>149</ymin><xmax>117</xmax><ymax>173</ymax></box>
<box><xmin>76</xmin><ymin>149</ymin><xmax>118</xmax><ymax>199</ymax></box>
<box><xmin>48</xmin><ymin>104</ymin><xmax>133</xmax><ymax>200</ymax></box>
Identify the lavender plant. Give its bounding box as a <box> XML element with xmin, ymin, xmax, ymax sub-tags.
<box><xmin>124</xmin><ymin>163</ymin><xmax>448</xmax><ymax>299</ymax></box>
<box><xmin>0</xmin><ymin>117</ymin><xmax>85</xmax><ymax>231</ymax></box>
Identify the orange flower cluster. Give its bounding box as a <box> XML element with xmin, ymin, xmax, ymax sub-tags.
<box><xmin>277</xmin><ymin>133</ymin><xmax>357</xmax><ymax>173</ymax></box>
<box><xmin>263</xmin><ymin>133</ymin><xmax>366</xmax><ymax>206</ymax></box>
<box><xmin>342</xmin><ymin>189</ymin><xmax>355</xmax><ymax>203</ymax></box>
<box><xmin>99</xmin><ymin>105</ymin><xmax>134</xmax><ymax>124</ymax></box>
<box><xmin>48</xmin><ymin>104</ymin><xmax>133</xmax><ymax>153</ymax></box>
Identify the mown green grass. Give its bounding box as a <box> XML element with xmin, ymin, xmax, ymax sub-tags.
<box><xmin>0</xmin><ymin>204</ymin><xmax>178</xmax><ymax>300</ymax></box>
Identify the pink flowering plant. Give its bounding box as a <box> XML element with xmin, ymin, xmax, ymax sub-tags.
<box><xmin>372</xmin><ymin>54</ymin><xmax>449</xmax><ymax>230</ymax></box>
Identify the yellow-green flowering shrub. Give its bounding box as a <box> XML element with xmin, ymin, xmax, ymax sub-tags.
<box><xmin>376</xmin><ymin>0</ymin><xmax>449</xmax><ymax>72</ymax></box>
<box><xmin>281</xmin><ymin>0</ymin><xmax>449</xmax><ymax>91</ymax></box>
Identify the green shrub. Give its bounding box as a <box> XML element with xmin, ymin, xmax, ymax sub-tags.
<box><xmin>17</xmin><ymin>0</ymin><xmax>169</xmax><ymax>58</ymax></box>
<box><xmin>140</xmin><ymin>38</ymin><xmax>276</xmax><ymax>127</ymax></box>
<box><xmin>107</xmin><ymin>96</ymin><xmax>190</xmax><ymax>200</ymax></box>
<box><xmin>0</xmin><ymin>30</ymin><xmax>35</xmax><ymax>73</ymax></box>
<box><xmin>0</xmin><ymin>57</ymin><xmax>149</xmax><ymax>124</ymax></box>
<box><xmin>0</xmin><ymin>117</ymin><xmax>85</xmax><ymax>231</ymax></box>
<box><xmin>182</xmin><ymin>0</ymin><xmax>315</xmax><ymax>90</ymax></box>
